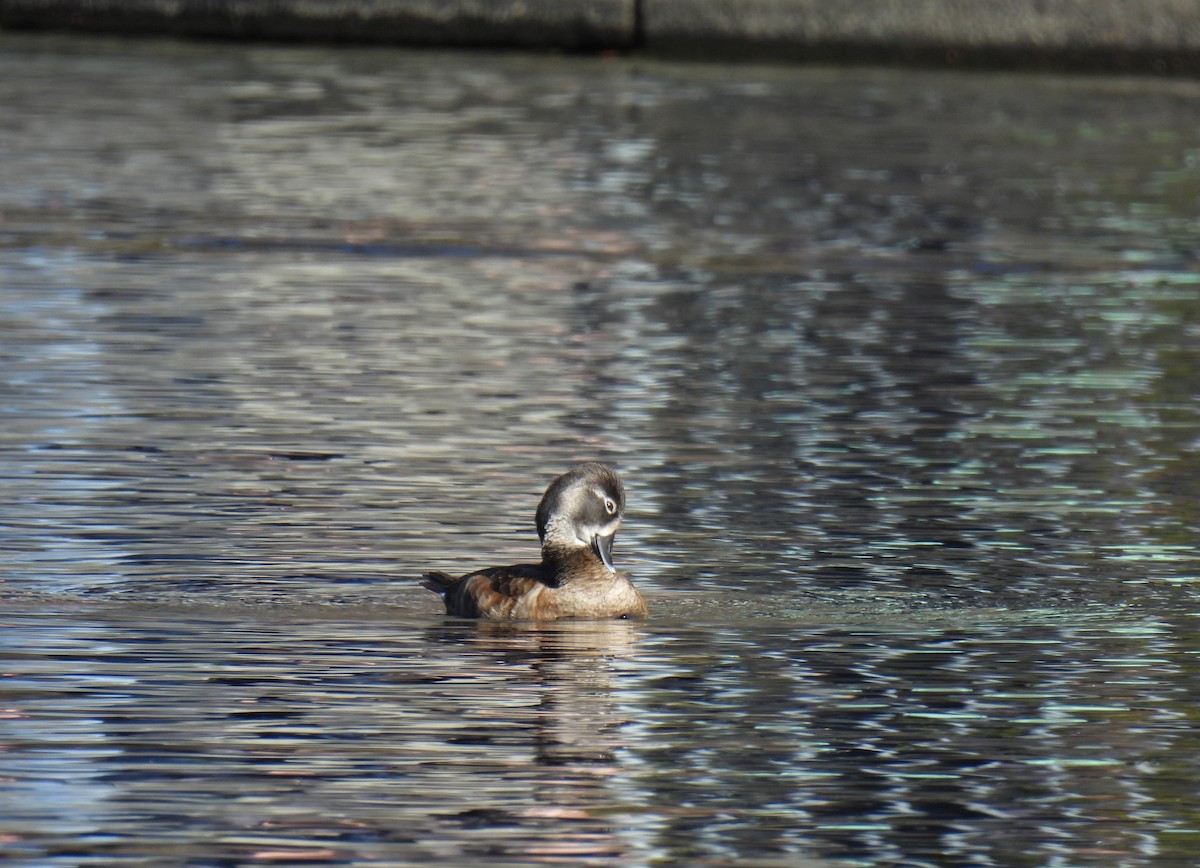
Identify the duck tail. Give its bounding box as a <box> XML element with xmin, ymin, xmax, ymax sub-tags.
<box><xmin>419</xmin><ymin>571</ymin><xmax>455</xmax><ymax>599</ymax></box>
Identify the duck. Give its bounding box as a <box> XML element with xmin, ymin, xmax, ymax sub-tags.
<box><xmin>420</xmin><ymin>463</ymin><xmax>648</xmax><ymax>620</ymax></box>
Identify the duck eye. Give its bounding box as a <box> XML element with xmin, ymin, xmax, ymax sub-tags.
<box><xmin>604</xmin><ymin>497</ymin><xmax>617</xmax><ymax>515</ymax></box>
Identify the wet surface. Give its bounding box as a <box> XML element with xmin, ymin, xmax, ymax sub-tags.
<box><xmin>4</xmin><ymin>33</ymin><xmax>1200</xmax><ymax>866</ymax></box>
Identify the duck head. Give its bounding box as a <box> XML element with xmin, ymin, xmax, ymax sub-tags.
<box><xmin>535</xmin><ymin>462</ymin><xmax>625</xmax><ymax>572</ymax></box>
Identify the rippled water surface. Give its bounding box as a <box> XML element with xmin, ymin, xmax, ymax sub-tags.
<box><xmin>4</xmin><ymin>34</ymin><xmax>1200</xmax><ymax>866</ymax></box>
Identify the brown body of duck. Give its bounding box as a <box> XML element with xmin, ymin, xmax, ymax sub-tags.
<box><xmin>420</xmin><ymin>463</ymin><xmax>647</xmax><ymax>621</ymax></box>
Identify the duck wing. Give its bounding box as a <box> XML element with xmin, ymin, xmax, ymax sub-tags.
<box><xmin>421</xmin><ymin>564</ymin><xmax>551</xmax><ymax>619</ymax></box>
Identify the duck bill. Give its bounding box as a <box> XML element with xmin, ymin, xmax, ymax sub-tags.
<box><xmin>592</xmin><ymin>532</ymin><xmax>617</xmax><ymax>572</ymax></box>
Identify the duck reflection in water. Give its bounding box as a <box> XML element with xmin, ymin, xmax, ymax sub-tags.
<box><xmin>421</xmin><ymin>463</ymin><xmax>648</xmax><ymax>620</ymax></box>
<box><xmin>421</xmin><ymin>617</ymin><xmax>645</xmax><ymax>860</ymax></box>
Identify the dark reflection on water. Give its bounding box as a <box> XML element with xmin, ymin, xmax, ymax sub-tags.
<box><xmin>4</xmin><ymin>607</ymin><xmax>1198</xmax><ymax>865</ymax></box>
<box><xmin>4</xmin><ymin>33</ymin><xmax>1200</xmax><ymax>867</ymax></box>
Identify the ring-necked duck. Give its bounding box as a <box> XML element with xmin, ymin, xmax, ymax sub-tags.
<box><xmin>420</xmin><ymin>463</ymin><xmax>647</xmax><ymax>620</ymax></box>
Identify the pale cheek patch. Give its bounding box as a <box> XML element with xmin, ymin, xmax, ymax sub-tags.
<box><xmin>588</xmin><ymin>518</ymin><xmax>622</xmax><ymax>543</ymax></box>
<box><xmin>574</xmin><ymin>518</ymin><xmax>621</xmax><ymax>547</ymax></box>
<box><xmin>575</xmin><ymin>523</ymin><xmax>600</xmax><ymax>547</ymax></box>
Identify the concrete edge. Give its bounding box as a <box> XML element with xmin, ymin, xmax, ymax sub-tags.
<box><xmin>2</xmin><ymin>0</ymin><xmax>1200</xmax><ymax>74</ymax></box>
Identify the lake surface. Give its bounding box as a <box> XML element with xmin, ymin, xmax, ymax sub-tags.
<box><xmin>4</xmin><ymin>34</ymin><xmax>1200</xmax><ymax>866</ymax></box>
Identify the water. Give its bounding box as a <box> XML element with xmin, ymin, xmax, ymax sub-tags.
<box><xmin>3</xmin><ymin>33</ymin><xmax>1200</xmax><ymax>866</ymax></box>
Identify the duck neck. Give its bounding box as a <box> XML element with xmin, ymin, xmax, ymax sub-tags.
<box><xmin>541</xmin><ymin>542</ymin><xmax>608</xmax><ymax>583</ymax></box>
